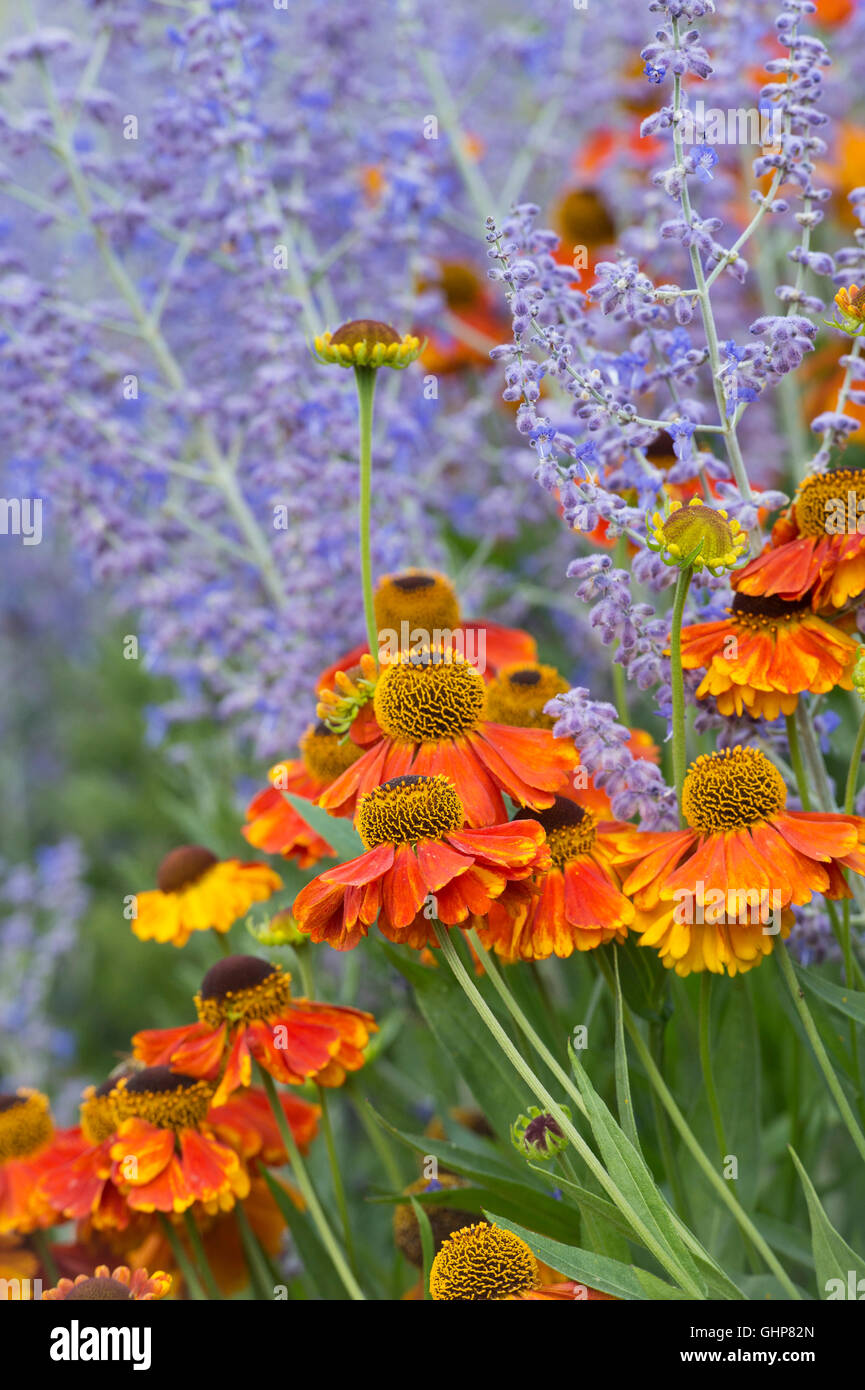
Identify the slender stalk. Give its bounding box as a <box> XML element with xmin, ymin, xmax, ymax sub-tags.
<box><xmin>354</xmin><ymin>365</ymin><xmax>379</xmax><ymax>656</ymax></box>
<box><xmin>699</xmin><ymin>975</ymin><xmax>727</xmax><ymax>1163</ymax></box>
<box><xmin>234</xmin><ymin>1202</ymin><xmax>276</xmax><ymax>1301</ymax></box>
<box><xmin>648</xmin><ymin>1020</ymin><xmax>691</xmax><ymax>1222</ymax></box>
<box><xmin>32</xmin><ymin>1228</ymin><xmax>60</xmax><ymax>1286</ymax></box>
<box><xmin>669</xmin><ymin>566</ymin><xmax>693</xmax><ymax>821</ymax></box>
<box><xmin>317</xmin><ymin>1083</ymin><xmax>358</xmax><ymax>1276</ymax></box>
<box><xmin>256</xmin><ymin>1066</ymin><xmax>365</xmax><ymax>1300</ymax></box>
<box><xmin>775</xmin><ymin>940</ymin><xmax>865</xmax><ymax>1166</ymax></box>
<box><xmin>437</xmin><ymin>927</ymin><xmax>706</xmax><ymax>1296</ymax></box>
<box><xmin>785</xmin><ymin>713</ymin><xmax>811</xmax><ymax>811</ymax></box>
<box><xmin>158</xmin><ymin>1214</ymin><xmax>207</xmax><ymax>1301</ymax></box>
<box><xmin>182</xmin><ymin>1209</ymin><xmax>223</xmax><ymax>1300</ymax></box>
<box><xmin>844</xmin><ymin>707</ymin><xmax>865</xmax><ymax>816</ymax></box>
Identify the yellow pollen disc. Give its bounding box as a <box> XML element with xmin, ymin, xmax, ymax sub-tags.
<box><xmin>373</xmin><ymin>570</ymin><xmax>461</xmax><ymax>646</ymax></box>
<box><xmin>112</xmin><ymin>1070</ymin><xmax>215</xmax><ymax>1131</ymax></box>
<box><xmin>195</xmin><ymin>955</ymin><xmax>292</xmax><ymax>1028</ymax></box>
<box><xmin>483</xmin><ymin>662</ymin><xmax>569</xmax><ymax>729</ymax></box>
<box><xmin>793</xmin><ymin>468</ymin><xmax>865</xmax><ymax>537</ymax></box>
<box><xmin>524</xmin><ymin>797</ymin><xmax>596</xmax><ymax>865</ymax></box>
<box><xmin>81</xmin><ymin>1090</ymin><xmax>121</xmax><ymax>1145</ymax></box>
<box><xmin>357</xmin><ymin>774</ymin><xmax>464</xmax><ymax>849</ymax></box>
<box><xmin>299</xmin><ymin>722</ymin><xmax>364</xmax><ymax>783</ymax></box>
<box><xmin>0</xmin><ymin>1090</ymin><xmax>53</xmax><ymax>1162</ymax></box>
<box><xmin>373</xmin><ymin>647</ymin><xmax>485</xmax><ymax>743</ymax></box>
<box><xmin>657</xmin><ymin>500</ymin><xmax>746</xmax><ymax>571</ymax></box>
<box><xmin>429</xmin><ymin>1222</ymin><xmax>539</xmax><ymax>1301</ymax></box>
<box><xmin>682</xmin><ymin>746</ymin><xmax>787</xmax><ymax>834</ymax></box>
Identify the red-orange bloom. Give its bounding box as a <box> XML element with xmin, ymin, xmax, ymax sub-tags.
<box><xmin>132</xmin><ymin>956</ymin><xmax>376</xmax><ymax>1105</ymax></box>
<box><xmin>294</xmin><ymin>773</ymin><xmax>551</xmax><ymax>950</ymax></box>
<box><xmin>318</xmin><ymin>647</ymin><xmax>577</xmax><ymax>828</ymax></box>
<box><xmin>0</xmin><ymin>1089</ymin><xmax>79</xmax><ymax>1235</ymax></box>
<box><xmin>243</xmin><ymin>722</ymin><xmax>365</xmax><ymax>865</ymax></box>
<box><xmin>206</xmin><ymin>1086</ymin><xmax>320</xmax><ymax>1165</ymax></box>
<box><xmin>43</xmin><ymin>1264</ymin><xmax>172</xmax><ymax>1301</ymax></box>
<box><xmin>734</xmin><ymin>468</ymin><xmax>865</xmax><ymax>611</ymax></box>
<box><xmin>612</xmin><ymin>746</ymin><xmax>865</xmax><ymax>976</ymax></box>
<box><xmin>478</xmin><ymin>799</ymin><xmax>636</xmax><ymax>960</ymax></box>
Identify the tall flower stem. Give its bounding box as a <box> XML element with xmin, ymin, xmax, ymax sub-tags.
<box><xmin>698</xmin><ymin>974</ymin><xmax>727</xmax><ymax>1164</ymax></box>
<box><xmin>158</xmin><ymin>1214</ymin><xmax>207</xmax><ymax>1301</ymax></box>
<box><xmin>669</xmin><ymin>566</ymin><xmax>693</xmax><ymax>822</ymax></box>
<box><xmin>843</xmin><ymin>707</ymin><xmax>865</xmax><ymax>817</ymax></box>
<box><xmin>32</xmin><ymin>1228</ymin><xmax>60</xmax><ymax>1286</ymax></box>
<box><xmin>354</xmin><ymin>365</ymin><xmax>379</xmax><ymax>656</ymax></box>
<box><xmin>435</xmin><ymin>925</ymin><xmax>706</xmax><ymax>1296</ymax></box>
<box><xmin>256</xmin><ymin>1065</ymin><xmax>365</xmax><ymax>1301</ymax></box>
<box><xmin>785</xmin><ymin>714</ymin><xmax>811</xmax><ymax>811</ymax></box>
<box><xmin>317</xmin><ymin>1083</ymin><xmax>358</xmax><ymax>1276</ymax></box>
<box><xmin>182</xmin><ymin>1209</ymin><xmax>223</xmax><ymax>1301</ymax></box>
<box><xmin>774</xmin><ymin>940</ymin><xmax>865</xmax><ymax>1167</ymax></box>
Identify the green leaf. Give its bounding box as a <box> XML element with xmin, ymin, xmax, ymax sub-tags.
<box><xmin>789</xmin><ymin>1146</ymin><xmax>865</xmax><ymax>1300</ymax></box>
<box><xmin>797</xmin><ymin>967</ymin><xmax>865</xmax><ymax>1026</ymax></box>
<box><xmin>381</xmin><ymin>945</ymin><xmax>532</xmax><ymax>1142</ymax></box>
<box><xmin>612</xmin><ymin>947</ymin><xmax>642</xmax><ymax>1154</ymax></box>
<box><xmin>485</xmin><ymin>1212</ymin><xmax>683</xmax><ymax>1301</ymax></box>
<box><xmin>610</xmin><ymin>936</ymin><xmax>672</xmax><ymax>1024</ymax></box>
<box><xmin>281</xmin><ymin>792</ymin><xmax>365</xmax><ymax>862</ymax></box>
<box><xmin>261</xmin><ymin>1168</ymin><xmax>348</xmax><ymax>1301</ymax></box>
<box><xmin>568</xmin><ymin>1040</ymin><xmax>709</xmax><ymax>1298</ymax></box>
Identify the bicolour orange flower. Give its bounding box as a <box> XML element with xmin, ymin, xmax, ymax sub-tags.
<box><xmin>734</xmin><ymin>468</ymin><xmax>865</xmax><ymax>611</ymax></box>
<box><xmin>43</xmin><ymin>1264</ymin><xmax>171</xmax><ymax>1301</ymax></box>
<box><xmin>612</xmin><ymin>746</ymin><xmax>865</xmax><ymax>976</ymax></box>
<box><xmin>243</xmin><ymin>722</ymin><xmax>365</xmax><ymax>865</ymax></box>
<box><xmin>317</xmin><ymin>647</ymin><xmax>577</xmax><ymax>828</ymax></box>
<box><xmin>478</xmin><ymin>799</ymin><xmax>635</xmax><ymax>960</ymax></box>
<box><xmin>132</xmin><ymin>846</ymin><xmax>282</xmax><ymax>947</ymax></box>
<box><xmin>132</xmin><ymin>956</ymin><xmax>376</xmax><ymax>1104</ymax></box>
<box><xmin>40</xmin><ymin>1070</ymin><xmax>252</xmax><ymax>1223</ymax></box>
<box><xmin>0</xmin><ymin>1089</ymin><xmax>83</xmax><ymax>1235</ymax></box>
<box><xmin>294</xmin><ymin>773</ymin><xmax>551</xmax><ymax>951</ymax></box>
<box><xmin>315</xmin><ymin>569</ymin><xmax>537</xmax><ymax>692</ymax></box>
<box><xmin>206</xmin><ymin>1086</ymin><xmax>319</xmax><ymax>1165</ymax></box>
<box><xmin>679</xmin><ymin>591</ymin><xmax>858</xmax><ymax>720</ymax></box>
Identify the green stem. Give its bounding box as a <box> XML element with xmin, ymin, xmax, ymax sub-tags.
<box><xmin>699</xmin><ymin>975</ymin><xmax>727</xmax><ymax>1162</ymax></box>
<box><xmin>158</xmin><ymin>1214</ymin><xmax>207</xmax><ymax>1301</ymax></box>
<box><xmin>670</xmin><ymin>566</ymin><xmax>693</xmax><ymax>822</ymax></box>
<box><xmin>354</xmin><ymin>365</ymin><xmax>378</xmax><ymax>656</ymax></box>
<box><xmin>785</xmin><ymin>713</ymin><xmax>811</xmax><ymax>812</ymax></box>
<box><xmin>774</xmin><ymin>940</ymin><xmax>865</xmax><ymax>1166</ymax></box>
<box><xmin>182</xmin><ymin>1209</ymin><xmax>223</xmax><ymax>1300</ymax></box>
<box><xmin>437</xmin><ymin>926</ymin><xmax>705</xmax><ymax>1297</ymax></box>
<box><xmin>648</xmin><ymin>1020</ymin><xmax>691</xmax><ymax>1222</ymax></box>
<box><xmin>234</xmin><ymin>1201</ymin><xmax>276</xmax><ymax>1300</ymax></box>
<box><xmin>213</xmin><ymin>929</ymin><xmax>232</xmax><ymax>957</ymax></box>
<box><xmin>32</xmin><ymin>1228</ymin><xmax>60</xmax><ymax>1287</ymax></box>
<box><xmin>317</xmin><ymin>1083</ymin><xmax>358</xmax><ymax>1275</ymax></box>
<box><xmin>256</xmin><ymin>1066</ymin><xmax>365</xmax><ymax>1300</ymax></box>
<box><xmin>844</xmin><ymin>707</ymin><xmax>865</xmax><ymax>816</ymax></box>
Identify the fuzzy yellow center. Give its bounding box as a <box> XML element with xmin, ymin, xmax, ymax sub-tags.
<box><xmin>729</xmin><ymin>591</ymin><xmax>812</xmax><ymax>630</ymax></box>
<box><xmin>429</xmin><ymin>1223</ymin><xmax>539</xmax><ymax>1301</ymax></box>
<box><xmin>373</xmin><ymin>570</ymin><xmax>461</xmax><ymax>646</ymax></box>
<box><xmin>682</xmin><ymin>747</ymin><xmax>787</xmax><ymax>833</ymax></box>
<box><xmin>195</xmin><ymin>954</ymin><xmax>292</xmax><ymax>1028</ymax></box>
<box><xmin>793</xmin><ymin>468</ymin><xmax>865</xmax><ymax>537</ymax></box>
<box><xmin>299</xmin><ymin>722</ymin><xmax>364</xmax><ymax>784</ymax></box>
<box><xmin>523</xmin><ymin>798</ymin><xmax>596</xmax><ymax>865</ymax></box>
<box><xmin>0</xmin><ymin>1090</ymin><xmax>53</xmax><ymax>1162</ymax></box>
<box><xmin>81</xmin><ymin>1087</ymin><xmax>122</xmax><ymax>1145</ymax></box>
<box><xmin>112</xmin><ymin>1069</ymin><xmax>214</xmax><ymax>1131</ymax></box>
<box><xmin>357</xmin><ymin>774</ymin><xmax>464</xmax><ymax>848</ymax></box>
<box><xmin>483</xmin><ymin>662</ymin><xmax>569</xmax><ymax>729</ymax></box>
<box><xmin>373</xmin><ymin>648</ymin><xmax>485</xmax><ymax>743</ymax></box>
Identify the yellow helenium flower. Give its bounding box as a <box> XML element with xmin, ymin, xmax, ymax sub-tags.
<box><xmin>831</xmin><ymin>284</ymin><xmax>865</xmax><ymax>335</ymax></box>
<box><xmin>647</xmin><ymin>497</ymin><xmax>748</xmax><ymax>575</ymax></box>
<box><xmin>132</xmin><ymin>846</ymin><xmax>282</xmax><ymax>948</ymax></box>
<box><xmin>429</xmin><ymin>1222</ymin><xmax>540</xmax><ymax>1300</ymax></box>
<box><xmin>313</xmin><ymin>319</ymin><xmax>422</xmax><ymax>369</ymax></box>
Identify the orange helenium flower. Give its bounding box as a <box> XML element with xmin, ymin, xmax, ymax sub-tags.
<box><xmin>612</xmin><ymin>746</ymin><xmax>865</xmax><ymax>976</ymax></box>
<box><xmin>478</xmin><ymin>798</ymin><xmax>635</xmax><ymax>960</ymax></box>
<box><xmin>243</xmin><ymin>722</ymin><xmax>365</xmax><ymax>865</ymax></box>
<box><xmin>294</xmin><ymin>773</ymin><xmax>551</xmax><ymax>951</ymax></box>
<box><xmin>133</xmin><ymin>846</ymin><xmax>282</xmax><ymax>947</ymax></box>
<box><xmin>0</xmin><ymin>1089</ymin><xmax>77</xmax><ymax>1235</ymax></box>
<box><xmin>317</xmin><ymin>647</ymin><xmax>577</xmax><ymax>828</ymax></box>
<box><xmin>132</xmin><ymin>956</ymin><xmax>376</xmax><ymax>1105</ymax></box>
<box><xmin>734</xmin><ymin>468</ymin><xmax>865</xmax><ymax>611</ymax></box>
<box><xmin>679</xmin><ymin>591</ymin><xmax>857</xmax><ymax>719</ymax></box>
<box><xmin>42</xmin><ymin>1264</ymin><xmax>171</xmax><ymax>1301</ymax></box>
